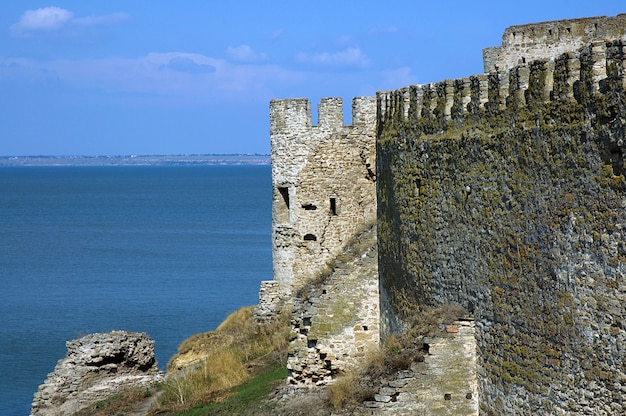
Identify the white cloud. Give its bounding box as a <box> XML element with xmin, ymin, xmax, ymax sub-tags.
<box><xmin>11</xmin><ymin>7</ymin><xmax>74</xmax><ymax>33</ymax></box>
<box><xmin>10</xmin><ymin>7</ymin><xmax>129</xmax><ymax>36</ymax></box>
<box><xmin>226</xmin><ymin>45</ymin><xmax>268</xmax><ymax>63</ymax></box>
<box><xmin>296</xmin><ymin>47</ymin><xmax>370</xmax><ymax>68</ymax></box>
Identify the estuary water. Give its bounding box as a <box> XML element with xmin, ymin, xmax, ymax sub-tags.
<box><xmin>0</xmin><ymin>165</ymin><xmax>272</xmax><ymax>415</ymax></box>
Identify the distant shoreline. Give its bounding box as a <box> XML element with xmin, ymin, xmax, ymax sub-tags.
<box><xmin>0</xmin><ymin>154</ymin><xmax>270</xmax><ymax>167</ymax></box>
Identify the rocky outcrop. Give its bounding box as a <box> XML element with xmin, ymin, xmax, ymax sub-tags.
<box><xmin>31</xmin><ymin>331</ymin><xmax>163</xmax><ymax>416</ymax></box>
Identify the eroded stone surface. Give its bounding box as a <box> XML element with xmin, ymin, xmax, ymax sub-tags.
<box><xmin>31</xmin><ymin>331</ymin><xmax>163</xmax><ymax>416</ymax></box>
<box><xmin>256</xmin><ymin>95</ymin><xmax>379</xmax><ymax>385</ymax></box>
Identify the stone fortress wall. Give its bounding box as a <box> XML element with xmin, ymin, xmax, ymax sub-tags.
<box><xmin>254</xmin><ymin>97</ymin><xmax>380</xmax><ymax>384</ymax></box>
<box><xmin>377</xmin><ymin>13</ymin><xmax>626</xmax><ymax>415</ymax></box>
<box><xmin>258</xmin><ymin>11</ymin><xmax>626</xmax><ymax>414</ymax></box>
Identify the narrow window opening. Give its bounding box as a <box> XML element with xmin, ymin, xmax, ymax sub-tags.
<box><xmin>304</xmin><ymin>234</ymin><xmax>317</xmax><ymax>241</ymax></box>
<box><xmin>330</xmin><ymin>198</ymin><xmax>337</xmax><ymax>215</ymax></box>
<box><xmin>521</xmin><ymin>57</ymin><xmax>526</xmax><ymax>64</ymax></box>
<box><xmin>277</xmin><ymin>187</ymin><xmax>290</xmax><ymax>224</ymax></box>
<box><xmin>548</xmin><ymin>29</ymin><xmax>553</xmax><ymax>36</ymax></box>
<box><xmin>363</xmin><ymin>325</ymin><xmax>369</xmax><ymax>331</ymax></box>
<box><xmin>302</xmin><ymin>203</ymin><xmax>317</xmax><ymax>211</ymax></box>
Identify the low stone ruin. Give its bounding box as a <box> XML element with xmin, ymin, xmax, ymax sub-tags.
<box><xmin>31</xmin><ymin>331</ymin><xmax>163</xmax><ymax>416</ymax></box>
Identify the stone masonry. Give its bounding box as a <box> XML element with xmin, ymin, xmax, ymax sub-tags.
<box><xmin>362</xmin><ymin>320</ymin><xmax>478</xmax><ymax>416</ymax></box>
<box><xmin>378</xmin><ymin>13</ymin><xmax>626</xmax><ymax>415</ymax></box>
<box><xmin>254</xmin><ymin>96</ymin><xmax>379</xmax><ymax>384</ymax></box>
<box><xmin>287</xmin><ymin>222</ymin><xmax>379</xmax><ymax>385</ymax></box>
<box><xmin>260</xmin><ymin>11</ymin><xmax>626</xmax><ymax>414</ymax></box>
<box><xmin>484</xmin><ymin>14</ymin><xmax>626</xmax><ymax>73</ymax></box>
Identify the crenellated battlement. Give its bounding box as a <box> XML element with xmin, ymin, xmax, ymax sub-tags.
<box><xmin>379</xmin><ymin>40</ymin><xmax>626</xmax><ymax>133</ymax></box>
<box><xmin>268</xmin><ymin>94</ymin><xmax>377</xmax><ymax>286</ymax></box>
<box><xmin>270</xmin><ymin>96</ymin><xmax>376</xmax><ymax>212</ymax></box>
<box><xmin>484</xmin><ymin>13</ymin><xmax>626</xmax><ymax>73</ymax></box>
<box><xmin>270</xmin><ymin>96</ymin><xmax>376</xmax><ymax>134</ymax></box>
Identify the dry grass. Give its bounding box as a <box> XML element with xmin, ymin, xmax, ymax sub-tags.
<box><xmin>152</xmin><ymin>305</ymin><xmax>290</xmax><ymax>413</ymax></box>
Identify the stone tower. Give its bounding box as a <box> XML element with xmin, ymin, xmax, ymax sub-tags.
<box><xmin>254</xmin><ymin>97</ymin><xmax>380</xmax><ymax>384</ymax></box>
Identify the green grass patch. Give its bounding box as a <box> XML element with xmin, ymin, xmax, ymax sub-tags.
<box><xmin>175</xmin><ymin>362</ymin><xmax>287</xmax><ymax>416</ymax></box>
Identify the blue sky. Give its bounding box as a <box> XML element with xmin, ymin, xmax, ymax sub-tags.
<box><xmin>0</xmin><ymin>1</ymin><xmax>624</xmax><ymax>156</ymax></box>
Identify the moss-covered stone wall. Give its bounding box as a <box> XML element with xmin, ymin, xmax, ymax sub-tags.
<box><xmin>377</xmin><ymin>40</ymin><xmax>626</xmax><ymax>414</ymax></box>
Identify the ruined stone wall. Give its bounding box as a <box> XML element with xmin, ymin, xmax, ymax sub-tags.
<box><xmin>256</xmin><ymin>96</ymin><xmax>379</xmax><ymax>384</ymax></box>
<box><xmin>483</xmin><ymin>14</ymin><xmax>626</xmax><ymax>73</ymax></box>
<box><xmin>377</xmin><ymin>39</ymin><xmax>626</xmax><ymax>415</ymax></box>
<box><xmin>287</xmin><ymin>222</ymin><xmax>379</xmax><ymax>385</ymax></box>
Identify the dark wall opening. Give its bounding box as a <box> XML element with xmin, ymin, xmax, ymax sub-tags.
<box><xmin>330</xmin><ymin>197</ymin><xmax>337</xmax><ymax>215</ymax></box>
<box><xmin>277</xmin><ymin>187</ymin><xmax>290</xmax><ymax>224</ymax></box>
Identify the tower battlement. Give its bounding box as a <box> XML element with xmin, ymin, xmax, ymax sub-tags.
<box><xmin>270</xmin><ymin>97</ymin><xmax>375</xmax><ymax>134</ymax></box>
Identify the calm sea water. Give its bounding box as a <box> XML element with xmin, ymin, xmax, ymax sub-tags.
<box><xmin>0</xmin><ymin>165</ymin><xmax>272</xmax><ymax>415</ymax></box>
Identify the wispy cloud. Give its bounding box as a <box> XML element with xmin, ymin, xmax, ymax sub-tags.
<box><xmin>295</xmin><ymin>47</ymin><xmax>370</xmax><ymax>68</ymax></box>
<box><xmin>270</xmin><ymin>29</ymin><xmax>284</xmax><ymax>41</ymax></box>
<box><xmin>10</xmin><ymin>7</ymin><xmax>129</xmax><ymax>36</ymax></box>
<box><xmin>0</xmin><ymin>52</ymin><xmax>304</xmax><ymax>104</ymax></box>
<box><xmin>72</xmin><ymin>13</ymin><xmax>130</xmax><ymax>27</ymax></box>
<box><xmin>379</xmin><ymin>66</ymin><xmax>417</xmax><ymax>90</ymax></box>
<box><xmin>160</xmin><ymin>57</ymin><xmax>216</xmax><ymax>74</ymax></box>
<box><xmin>368</xmin><ymin>25</ymin><xmax>399</xmax><ymax>35</ymax></box>
<box><xmin>226</xmin><ymin>45</ymin><xmax>268</xmax><ymax>63</ymax></box>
